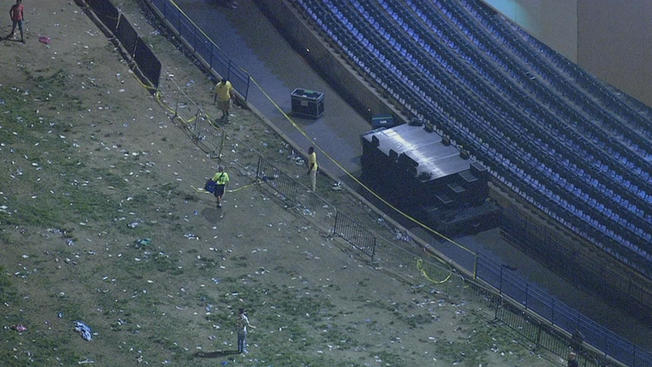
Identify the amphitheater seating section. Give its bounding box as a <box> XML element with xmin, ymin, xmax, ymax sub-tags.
<box><xmin>291</xmin><ymin>0</ymin><xmax>652</xmax><ymax>277</ymax></box>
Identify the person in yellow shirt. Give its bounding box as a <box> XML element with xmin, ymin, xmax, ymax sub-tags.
<box><xmin>306</xmin><ymin>146</ymin><xmax>318</xmax><ymax>192</ymax></box>
<box><xmin>211</xmin><ymin>166</ymin><xmax>230</xmax><ymax>208</ymax></box>
<box><xmin>214</xmin><ymin>78</ymin><xmax>234</xmax><ymax>122</ymax></box>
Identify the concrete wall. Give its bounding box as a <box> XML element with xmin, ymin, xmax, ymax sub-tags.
<box><xmin>256</xmin><ymin>0</ymin><xmax>405</xmax><ymax>122</ymax></box>
<box><xmin>482</xmin><ymin>0</ymin><xmax>652</xmax><ymax>107</ymax></box>
<box><xmin>577</xmin><ymin>0</ymin><xmax>652</xmax><ymax>108</ymax></box>
<box><xmin>482</xmin><ymin>0</ymin><xmax>577</xmax><ymax>61</ymax></box>
<box><xmin>261</xmin><ymin>0</ymin><xmax>651</xmax><ymax>323</ymax></box>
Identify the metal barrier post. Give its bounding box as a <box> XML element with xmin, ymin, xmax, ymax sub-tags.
<box><xmin>332</xmin><ymin>210</ymin><xmax>339</xmax><ymax>236</ymax></box>
<box><xmin>245</xmin><ymin>75</ymin><xmax>250</xmax><ymax>101</ymax></box>
<box><xmin>174</xmin><ymin>4</ymin><xmax>180</xmax><ymax>31</ymax></box>
<box><xmin>525</xmin><ymin>283</ymin><xmax>529</xmax><ymax>310</ymax></box>
<box><xmin>193</xmin><ymin>109</ymin><xmax>200</xmax><ymax>136</ymax></box>
<box><xmin>494</xmin><ymin>296</ymin><xmax>500</xmax><ymax>320</ymax></box>
<box><xmin>217</xmin><ymin>132</ymin><xmax>225</xmax><ymax>161</ymax></box>
<box><xmin>174</xmin><ymin>89</ymin><xmax>179</xmax><ymax>119</ymax></box>
<box><xmin>499</xmin><ymin>265</ymin><xmax>504</xmax><ymax>295</ymax></box>
<box><xmin>535</xmin><ymin>323</ymin><xmax>542</xmax><ymax>349</ymax></box>
<box><xmin>473</xmin><ymin>255</ymin><xmax>478</xmax><ymax>280</ymax></box>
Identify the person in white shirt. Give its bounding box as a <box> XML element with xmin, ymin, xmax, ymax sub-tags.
<box><xmin>236</xmin><ymin>308</ymin><xmax>254</xmax><ymax>353</ymax></box>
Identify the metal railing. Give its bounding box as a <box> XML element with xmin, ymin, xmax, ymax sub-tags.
<box><xmin>161</xmin><ymin>76</ymin><xmax>227</xmax><ymax>158</ymax></box>
<box><xmin>476</xmin><ymin>254</ymin><xmax>651</xmax><ymax>367</ymax></box>
<box><xmin>149</xmin><ymin>0</ymin><xmax>250</xmax><ymax>100</ymax></box>
<box><xmin>333</xmin><ymin>211</ymin><xmax>376</xmax><ymax>260</ymax></box>
<box><xmin>86</xmin><ymin>0</ymin><xmax>161</xmax><ymax>87</ymax></box>
<box><xmin>256</xmin><ymin>156</ymin><xmax>377</xmax><ymax>260</ymax></box>
<box><xmin>142</xmin><ymin>2</ymin><xmax>651</xmax><ymax>366</ymax></box>
<box><xmin>502</xmin><ymin>210</ymin><xmax>651</xmax><ymax>313</ymax></box>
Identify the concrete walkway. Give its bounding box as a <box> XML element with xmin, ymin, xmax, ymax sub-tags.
<box><xmin>175</xmin><ymin>0</ymin><xmax>370</xmax><ymax>178</ymax></box>
<box><xmin>172</xmin><ymin>0</ymin><xmax>651</xmax><ymax>350</ymax></box>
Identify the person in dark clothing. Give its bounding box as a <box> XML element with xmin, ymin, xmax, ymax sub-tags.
<box><xmin>7</xmin><ymin>0</ymin><xmax>24</xmax><ymax>43</ymax></box>
<box><xmin>567</xmin><ymin>351</ymin><xmax>579</xmax><ymax>367</ymax></box>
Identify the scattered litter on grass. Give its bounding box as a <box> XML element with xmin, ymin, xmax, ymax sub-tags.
<box><xmin>38</xmin><ymin>36</ymin><xmax>51</xmax><ymax>44</ymax></box>
<box><xmin>184</xmin><ymin>233</ymin><xmax>199</xmax><ymax>240</ymax></box>
<box><xmin>135</xmin><ymin>238</ymin><xmax>151</xmax><ymax>247</ymax></box>
<box><xmin>394</xmin><ymin>230</ymin><xmax>412</xmax><ymax>242</ymax></box>
<box><xmin>127</xmin><ymin>221</ymin><xmax>139</xmax><ymax>228</ymax></box>
<box><xmin>73</xmin><ymin>321</ymin><xmax>93</xmax><ymax>341</ymax></box>
<box><xmin>11</xmin><ymin>324</ymin><xmax>27</xmax><ymax>332</ymax></box>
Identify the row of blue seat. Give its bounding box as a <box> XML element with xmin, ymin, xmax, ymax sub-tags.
<box><xmin>308</xmin><ymin>0</ymin><xmax>648</xmax><ymax>268</ymax></box>
<box><xmin>469</xmin><ymin>0</ymin><xmax>652</xmax><ymax>133</ymax></box>
<box><xmin>414</xmin><ymin>0</ymin><xmax>651</xmax><ymax>178</ymax></box>
<box><xmin>292</xmin><ymin>0</ymin><xmax>651</xmax><ymax>273</ymax></box>
<box><xmin>354</xmin><ymin>0</ymin><xmax>651</xmax><ymax>248</ymax></box>
<box><xmin>394</xmin><ymin>0</ymin><xmax>651</xmax><ymax>216</ymax></box>
<box><xmin>456</xmin><ymin>0</ymin><xmax>652</xmax><ymax>150</ymax></box>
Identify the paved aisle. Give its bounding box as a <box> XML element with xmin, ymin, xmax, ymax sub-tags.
<box><xmin>176</xmin><ymin>0</ymin><xmax>370</xmax><ymax>178</ymax></box>
<box><xmin>173</xmin><ymin>0</ymin><xmax>651</xmax><ymax>349</ymax></box>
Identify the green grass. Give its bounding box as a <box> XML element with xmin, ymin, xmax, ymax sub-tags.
<box><xmin>0</xmin><ymin>17</ymin><xmax>558</xmax><ymax>366</ymax></box>
<box><xmin>0</xmin><ymin>84</ymin><xmax>121</xmax><ymax>229</ymax></box>
<box><xmin>0</xmin><ymin>266</ymin><xmax>17</xmax><ymax>305</ymax></box>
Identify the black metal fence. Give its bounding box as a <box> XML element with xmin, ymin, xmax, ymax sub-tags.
<box><xmin>256</xmin><ymin>157</ymin><xmax>377</xmax><ymax>260</ymax></box>
<box><xmin>160</xmin><ymin>76</ymin><xmax>227</xmax><ymax>158</ymax></box>
<box><xmin>502</xmin><ymin>211</ymin><xmax>652</xmax><ymax>316</ymax></box>
<box><xmin>333</xmin><ymin>211</ymin><xmax>376</xmax><ymax>260</ymax></box>
<box><xmin>87</xmin><ymin>0</ymin><xmax>161</xmax><ymax>88</ymax></box>
<box><xmin>477</xmin><ymin>252</ymin><xmax>651</xmax><ymax>367</ymax></box>
<box><xmin>140</xmin><ymin>3</ymin><xmax>650</xmax><ymax>366</ymax></box>
<box><xmin>148</xmin><ymin>0</ymin><xmax>250</xmax><ymax>100</ymax></box>
<box><xmin>256</xmin><ymin>157</ymin><xmax>302</xmax><ymax>206</ymax></box>
<box><xmin>253</xmin><ymin>152</ymin><xmax>650</xmax><ymax>367</ymax></box>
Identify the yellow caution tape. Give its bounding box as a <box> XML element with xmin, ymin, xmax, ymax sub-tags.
<box><xmin>190</xmin><ymin>180</ymin><xmax>258</xmax><ymax>195</ymax></box>
<box><xmin>137</xmin><ymin>0</ymin><xmax>477</xmax><ymax>267</ymax></box>
<box><xmin>416</xmin><ymin>257</ymin><xmax>452</xmax><ymax>284</ymax></box>
<box><xmin>249</xmin><ymin>76</ymin><xmax>476</xmax><ymax>257</ymax></box>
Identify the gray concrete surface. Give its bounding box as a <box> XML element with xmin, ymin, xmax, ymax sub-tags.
<box><xmin>170</xmin><ymin>0</ymin><xmax>651</xmax><ymax>352</ymax></box>
<box><xmin>176</xmin><ymin>0</ymin><xmax>371</xmax><ymax>178</ymax></box>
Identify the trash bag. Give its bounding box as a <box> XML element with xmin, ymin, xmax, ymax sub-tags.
<box><xmin>73</xmin><ymin>321</ymin><xmax>93</xmax><ymax>341</ymax></box>
<box><xmin>204</xmin><ymin>179</ymin><xmax>217</xmax><ymax>194</ymax></box>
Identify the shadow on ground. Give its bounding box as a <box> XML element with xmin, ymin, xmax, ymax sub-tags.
<box><xmin>194</xmin><ymin>350</ymin><xmax>240</xmax><ymax>358</ymax></box>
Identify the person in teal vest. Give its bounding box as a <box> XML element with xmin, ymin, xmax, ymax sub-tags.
<box><xmin>211</xmin><ymin>166</ymin><xmax>230</xmax><ymax>208</ymax></box>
